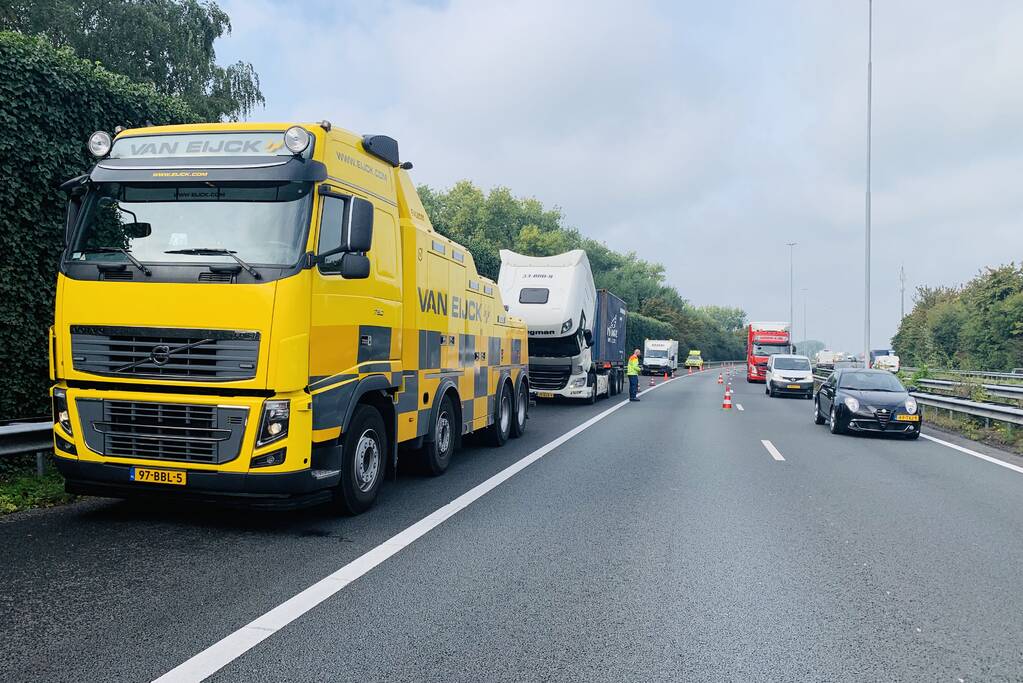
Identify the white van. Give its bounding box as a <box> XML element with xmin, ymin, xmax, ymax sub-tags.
<box><xmin>765</xmin><ymin>354</ymin><xmax>814</xmax><ymax>399</ymax></box>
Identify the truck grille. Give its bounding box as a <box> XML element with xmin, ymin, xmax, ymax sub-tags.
<box><xmin>70</xmin><ymin>325</ymin><xmax>259</xmax><ymax>381</ymax></box>
<box><xmin>76</xmin><ymin>398</ymin><xmax>248</xmax><ymax>464</ymax></box>
<box><xmin>529</xmin><ymin>365</ymin><xmax>572</xmax><ymax>390</ymax></box>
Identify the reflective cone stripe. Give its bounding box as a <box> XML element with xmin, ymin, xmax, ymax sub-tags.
<box><xmin>722</xmin><ymin>393</ymin><xmax>732</xmax><ymax>409</ymax></box>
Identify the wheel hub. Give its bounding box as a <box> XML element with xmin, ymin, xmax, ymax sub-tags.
<box><xmin>354</xmin><ymin>429</ymin><xmax>380</xmax><ymax>493</ymax></box>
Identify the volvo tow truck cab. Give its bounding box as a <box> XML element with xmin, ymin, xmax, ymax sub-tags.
<box><xmin>51</xmin><ymin>122</ymin><xmax>529</xmax><ymax>513</ymax></box>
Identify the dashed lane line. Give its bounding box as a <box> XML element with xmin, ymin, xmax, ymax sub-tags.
<box><xmin>760</xmin><ymin>439</ymin><xmax>786</xmax><ymax>461</ymax></box>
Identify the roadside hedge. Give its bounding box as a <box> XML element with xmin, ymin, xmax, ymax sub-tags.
<box><xmin>0</xmin><ymin>31</ymin><xmax>198</xmax><ymax>421</ymax></box>
<box><xmin>626</xmin><ymin>312</ymin><xmax>677</xmax><ymax>354</ymax></box>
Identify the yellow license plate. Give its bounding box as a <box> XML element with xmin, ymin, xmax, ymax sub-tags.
<box><xmin>787</xmin><ymin>384</ymin><xmax>801</xmax><ymax>389</ymax></box>
<box><xmin>536</xmin><ymin>392</ymin><xmax>555</xmax><ymax>399</ymax></box>
<box><xmin>131</xmin><ymin>467</ymin><xmax>187</xmax><ymax>485</ymax></box>
<box><xmin>895</xmin><ymin>414</ymin><xmax>920</xmax><ymax>422</ymax></box>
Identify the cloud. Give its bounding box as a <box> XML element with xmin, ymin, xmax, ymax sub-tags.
<box><xmin>217</xmin><ymin>0</ymin><xmax>1023</xmax><ymax>352</ymax></box>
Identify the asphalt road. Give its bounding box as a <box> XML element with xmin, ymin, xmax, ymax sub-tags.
<box><xmin>4</xmin><ymin>369</ymin><xmax>1023</xmax><ymax>682</ymax></box>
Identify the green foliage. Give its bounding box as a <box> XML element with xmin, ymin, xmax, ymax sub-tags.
<box><xmin>1</xmin><ymin>0</ymin><xmax>262</xmax><ymax>120</ymax></box>
<box><xmin>0</xmin><ymin>467</ymin><xmax>74</xmax><ymax>515</ymax></box>
<box><xmin>0</xmin><ymin>31</ymin><xmax>198</xmax><ymax>420</ymax></box>
<box><xmin>421</xmin><ymin>181</ymin><xmax>747</xmax><ymax>361</ymax></box>
<box><xmin>893</xmin><ymin>265</ymin><xmax>1023</xmax><ymax>371</ymax></box>
<box><xmin>626</xmin><ymin>313</ymin><xmax>676</xmax><ymax>353</ymax></box>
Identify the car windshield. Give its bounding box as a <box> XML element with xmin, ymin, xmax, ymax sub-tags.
<box><xmin>752</xmin><ymin>343</ymin><xmax>788</xmax><ymax>356</ymax></box>
<box><xmin>839</xmin><ymin>371</ymin><xmax>905</xmax><ymax>392</ymax></box>
<box><xmin>774</xmin><ymin>357</ymin><xmax>810</xmax><ymax>371</ymax></box>
<box><xmin>529</xmin><ymin>334</ymin><xmax>581</xmax><ymax>358</ymax></box>
<box><xmin>646</xmin><ymin>350</ymin><xmax>668</xmax><ymax>359</ymax></box>
<box><xmin>69</xmin><ymin>181</ymin><xmax>313</xmax><ymax>267</ymax></box>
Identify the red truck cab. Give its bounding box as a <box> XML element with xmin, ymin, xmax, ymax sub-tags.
<box><xmin>746</xmin><ymin>322</ymin><xmax>791</xmax><ymax>383</ymax></box>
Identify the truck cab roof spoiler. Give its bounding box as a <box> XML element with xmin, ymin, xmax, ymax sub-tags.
<box><xmin>88</xmin><ymin>155</ymin><xmax>328</xmax><ymax>184</ymax></box>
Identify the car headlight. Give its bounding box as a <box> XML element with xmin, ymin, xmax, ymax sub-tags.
<box><xmin>843</xmin><ymin>396</ymin><xmax>860</xmax><ymax>413</ymax></box>
<box><xmin>569</xmin><ymin>378</ymin><xmax>587</xmax><ymax>388</ymax></box>
<box><xmin>257</xmin><ymin>399</ymin><xmax>290</xmax><ymax>446</ymax></box>
<box><xmin>52</xmin><ymin>388</ymin><xmax>72</xmax><ymax>435</ymax></box>
<box><xmin>905</xmin><ymin>396</ymin><xmax>918</xmax><ymax>415</ymax></box>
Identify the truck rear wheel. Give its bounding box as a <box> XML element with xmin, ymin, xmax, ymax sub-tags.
<box><xmin>422</xmin><ymin>395</ymin><xmax>457</xmax><ymax>476</ymax></box>
<box><xmin>334</xmin><ymin>405</ymin><xmax>387</xmax><ymax>515</ymax></box>
<box><xmin>511</xmin><ymin>381</ymin><xmax>528</xmax><ymax>438</ymax></box>
<box><xmin>487</xmin><ymin>383</ymin><xmax>512</xmax><ymax>447</ymax></box>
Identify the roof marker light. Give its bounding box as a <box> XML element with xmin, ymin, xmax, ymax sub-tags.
<box><xmin>88</xmin><ymin>131</ymin><xmax>112</xmax><ymax>157</ymax></box>
<box><xmin>284</xmin><ymin>126</ymin><xmax>311</xmax><ymax>154</ymax></box>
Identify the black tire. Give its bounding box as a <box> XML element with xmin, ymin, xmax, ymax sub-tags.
<box><xmin>829</xmin><ymin>406</ymin><xmax>844</xmax><ymax>434</ymax></box>
<box><xmin>334</xmin><ymin>405</ymin><xmax>387</xmax><ymax>515</ymax></box>
<box><xmin>422</xmin><ymin>395</ymin><xmax>457</xmax><ymax>476</ymax></box>
<box><xmin>814</xmin><ymin>398</ymin><xmax>826</xmax><ymax>425</ymax></box>
<box><xmin>487</xmin><ymin>382</ymin><xmax>512</xmax><ymax>447</ymax></box>
<box><xmin>510</xmin><ymin>381</ymin><xmax>528</xmax><ymax>438</ymax></box>
<box><xmin>585</xmin><ymin>373</ymin><xmax>597</xmax><ymax>404</ymax></box>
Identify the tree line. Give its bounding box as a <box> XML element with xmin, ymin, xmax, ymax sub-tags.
<box><xmin>893</xmin><ymin>264</ymin><xmax>1023</xmax><ymax>371</ymax></box>
<box><xmin>420</xmin><ymin>182</ymin><xmax>747</xmax><ymax>360</ymax></box>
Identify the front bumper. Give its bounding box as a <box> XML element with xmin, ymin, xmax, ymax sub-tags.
<box><xmin>531</xmin><ymin>372</ymin><xmax>592</xmax><ymax>400</ymax></box>
<box><xmin>53</xmin><ymin>454</ymin><xmax>338</xmax><ymax>509</ymax></box>
<box><xmin>846</xmin><ymin>414</ymin><xmax>921</xmax><ymax>434</ymax></box>
<box><xmin>770</xmin><ymin>379</ymin><xmax>814</xmax><ymax>395</ymax></box>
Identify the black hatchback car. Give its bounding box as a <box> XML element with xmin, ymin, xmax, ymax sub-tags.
<box><xmin>814</xmin><ymin>369</ymin><xmax>921</xmax><ymax>439</ymax></box>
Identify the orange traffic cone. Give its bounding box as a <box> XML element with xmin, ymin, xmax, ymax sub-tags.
<box><xmin>717</xmin><ymin>373</ymin><xmax>723</xmax><ymax>384</ymax></box>
<box><xmin>649</xmin><ymin>376</ymin><xmax>655</xmax><ymax>386</ymax></box>
<box><xmin>664</xmin><ymin>371</ymin><xmax>669</xmax><ymax>381</ymax></box>
<box><xmin>688</xmin><ymin>366</ymin><xmax>693</xmax><ymax>375</ymax></box>
<box><xmin>722</xmin><ymin>392</ymin><xmax>732</xmax><ymax>410</ymax></box>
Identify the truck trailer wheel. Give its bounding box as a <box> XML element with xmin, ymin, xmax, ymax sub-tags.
<box><xmin>334</xmin><ymin>405</ymin><xmax>387</xmax><ymax>515</ymax></box>
<box><xmin>422</xmin><ymin>395</ymin><xmax>457</xmax><ymax>476</ymax></box>
<box><xmin>487</xmin><ymin>383</ymin><xmax>512</xmax><ymax>447</ymax></box>
<box><xmin>511</xmin><ymin>381</ymin><xmax>528</xmax><ymax>438</ymax></box>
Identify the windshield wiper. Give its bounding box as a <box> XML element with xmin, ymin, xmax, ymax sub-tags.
<box><xmin>76</xmin><ymin>247</ymin><xmax>152</xmax><ymax>276</ymax></box>
<box><xmin>165</xmin><ymin>248</ymin><xmax>262</xmax><ymax>280</ymax></box>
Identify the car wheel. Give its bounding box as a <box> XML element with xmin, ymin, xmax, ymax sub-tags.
<box><xmin>510</xmin><ymin>381</ymin><xmax>528</xmax><ymax>438</ymax></box>
<box><xmin>829</xmin><ymin>406</ymin><xmax>844</xmax><ymax>434</ymax></box>
<box><xmin>334</xmin><ymin>405</ymin><xmax>387</xmax><ymax>515</ymax></box>
<box><xmin>422</xmin><ymin>395</ymin><xmax>457</xmax><ymax>476</ymax></box>
<box><xmin>814</xmin><ymin>398</ymin><xmax>826</xmax><ymax>425</ymax></box>
<box><xmin>487</xmin><ymin>382</ymin><xmax>512</xmax><ymax>447</ymax></box>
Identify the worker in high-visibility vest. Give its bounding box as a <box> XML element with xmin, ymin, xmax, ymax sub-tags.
<box><xmin>627</xmin><ymin>348</ymin><xmax>642</xmax><ymax>401</ymax></box>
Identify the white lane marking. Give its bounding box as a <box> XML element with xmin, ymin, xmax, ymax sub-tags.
<box><xmin>761</xmin><ymin>439</ymin><xmax>785</xmax><ymax>461</ymax></box>
<box><xmin>921</xmin><ymin>433</ymin><xmax>1023</xmax><ymax>475</ymax></box>
<box><xmin>736</xmin><ymin>404</ymin><xmax>744</xmax><ymax>411</ymax></box>
<box><xmin>154</xmin><ymin>374</ymin><xmax>689</xmax><ymax>682</ymax></box>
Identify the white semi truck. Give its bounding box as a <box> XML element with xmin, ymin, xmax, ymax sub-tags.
<box><xmin>642</xmin><ymin>339</ymin><xmax>679</xmax><ymax>375</ymax></box>
<box><xmin>499</xmin><ymin>249</ymin><xmax>626</xmax><ymax>403</ymax></box>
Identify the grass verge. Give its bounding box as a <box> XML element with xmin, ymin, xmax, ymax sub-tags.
<box><xmin>922</xmin><ymin>407</ymin><xmax>1023</xmax><ymax>456</ymax></box>
<box><xmin>0</xmin><ymin>467</ymin><xmax>75</xmax><ymax>516</ymax></box>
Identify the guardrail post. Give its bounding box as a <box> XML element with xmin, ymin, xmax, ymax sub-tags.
<box><xmin>36</xmin><ymin>451</ymin><xmax>45</xmax><ymax>477</ymax></box>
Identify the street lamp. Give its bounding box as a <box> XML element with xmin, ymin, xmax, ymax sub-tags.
<box><xmin>864</xmin><ymin>0</ymin><xmax>873</xmax><ymax>367</ymax></box>
<box><xmin>801</xmin><ymin>287</ymin><xmax>809</xmax><ymax>349</ymax></box>
<box><xmin>786</xmin><ymin>241</ymin><xmax>797</xmax><ymax>351</ymax></box>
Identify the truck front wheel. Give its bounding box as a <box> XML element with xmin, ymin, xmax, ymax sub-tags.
<box><xmin>422</xmin><ymin>395</ymin><xmax>457</xmax><ymax>476</ymax></box>
<box><xmin>334</xmin><ymin>405</ymin><xmax>387</xmax><ymax>515</ymax></box>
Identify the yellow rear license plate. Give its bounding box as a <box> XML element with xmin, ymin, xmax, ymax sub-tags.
<box><xmin>895</xmin><ymin>414</ymin><xmax>920</xmax><ymax>422</ymax></box>
<box><xmin>787</xmin><ymin>384</ymin><xmax>801</xmax><ymax>389</ymax></box>
<box><xmin>536</xmin><ymin>392</ymin><xmax>555</xmax><ymax>399</ymax></box>
<box><xmin>131</xmin><ymin>467</ymin><xmax>187</xmax><ymax>485</ymax></box>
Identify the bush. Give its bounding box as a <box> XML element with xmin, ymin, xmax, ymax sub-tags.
<box><xmin>0</xmin><ymin>31</ymin><xmax>197</xmax><ymax>421</ymax></box>
<box><xmin>626</xmin><ymin>312</ymin><xmax>676</xmax><ymax>354</ymax></box>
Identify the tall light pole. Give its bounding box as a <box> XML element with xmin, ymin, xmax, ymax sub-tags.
<box><xmin>801</xmin><ymin>287</ymin><xmax>809</xmax><ymax>348</ymax></box>
<box><xmin>899</xmin><ymin>264</ymin><xmax>906</xmax><ymax>319</ymax></box>
<box><xmin>864</xmin><ymin>0</ymin><xmax>873</xmax><ymax>366</ymax></box>
<box><xmin>787</xmin><ymin>241</ymin><xmax>797</xmax><ymax>352</ymax></box>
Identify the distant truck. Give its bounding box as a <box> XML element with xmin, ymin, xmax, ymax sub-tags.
<box><xmin>746</xmin><ymin>321</ymin><xmax>791</xmax><ymax>383</ymax></box>
<box><xmin>814</xmin><ymin>350</ymin><xmax>838</xmax><ymax>368</ymax></box>
<box><xmin>873</xmin><ymin>354</ymin><xmax>901</xmax><ymax>372</ymax></box>
<box><xmin>869</xmin><ymin>348</ymin><xmax>894</xmax><ymax>368</ymax></box>
<box><xmin>499</xmin><ymin>250</ymin><xmax>627</xmax><ymax>403</ymax></box>
<box><xmin>684</xmin><ymin>349</ymin><xmax>704</xmax><ymax>370</ymax></box>
<box><xmin>642</xmin><ymin>339</ymin><xmax>678</xmax><ymax>376</ymax></box>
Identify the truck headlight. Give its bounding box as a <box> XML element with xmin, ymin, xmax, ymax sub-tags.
<box><xmin>284</xmin><ymin>126</ymin><xmax>311</xmax><ymax>154</ymax></box>
<box><xmin>88</xmin><ymin>130</ymin><xmax>112</xmax><ymax>157</ymax></box>
<box><xmin>561</xmin><ymin>319</ymin><xmax>573</xmax><ymax>333</ymax></box>
<box><xmin>257</xmin><ymin>400</ymin><xmax>290</xmax><ymax>446</ymax></box>
<box><xmin>569</xmin><ymin>378</ymin><xmax>587</xmax><ymax>388</ymax></box>
<box><xmin>843</xmin><ymin>397</ymin><xmax>860</xmax><ymax>413</ymax></box>
<box><xmin>52</xmin><ymin>388</ymin><xmax>72</xmax><ymax>436</ymax></box>
<box><xmin>905</xmin><ymin>396</ymin><xmax>918</xmax><ymax>415</ymax></box>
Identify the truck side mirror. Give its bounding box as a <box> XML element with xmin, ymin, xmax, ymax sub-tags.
<box><xmin>342</xmin><ymin>197</ymin><xmax>374</xmax><ymax>252</ymax></box>
<box><xmin>583</xmin><ymin>329</ymin><xmax>593</xmax><ymax>346</ymax></box>
<box><xmin>123</xmin><ymin>222</ymin><xmax>152</xmax><ymax>239</ymax></box>
<box><xmin>340</xmin><ymin>253</ymin><xmax>370</xmax><ymax>279</ymax></box>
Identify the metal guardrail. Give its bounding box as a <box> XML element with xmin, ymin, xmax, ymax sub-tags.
<box><xmin>0</xmin><ymin>421</ymin><xmax>54</xmax><ymax>477</ymax></box>
<box><xmin>902</xmin><ymin>366</ymin><xmax>1023</xmax><ymax>382</ymax></box>
<box><xmin>914</xmin><ymin>378</ymin><xmax>1023</xmax><ymax>402</ymax></box>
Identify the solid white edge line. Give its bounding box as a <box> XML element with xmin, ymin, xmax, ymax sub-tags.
<box><xmin>153</xmin><ymin>371</ymin><xmax>698</xmax><ymax>682</ymax></box>
<box><xmin>760</xmin><ymin>439</ymin><xmax>785</xmax><ymax>461</ymax></box>
<box><xmin>920</xmin><ymin>433</ymin><xmax>1023</xmax><ymax>475</ymax></box>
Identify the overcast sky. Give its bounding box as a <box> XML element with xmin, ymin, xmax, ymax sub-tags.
<box><xmin>217</xmin><ymin>0</ymin><xmax>1023</xmax><ymax>353</ymax></box>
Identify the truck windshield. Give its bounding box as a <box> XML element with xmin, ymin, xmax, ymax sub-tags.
<box><xmin>752</xmin><ymin>343</ymin><xmax>789</xmax><ymax>356</ymax></box>
<box><xmin>529</xmin><ymin>335</ymin><xmax>581</xmax><ymax>358</ymax></box>
<box><xmin>645</xmin><ymin>350</ymin><xmax>668</xmax><ymax>359</ymax></box>
<box><xmin>69</xmin><ymin>181</ymin><xmax>313</xmax><ymax>267</ymax></box>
